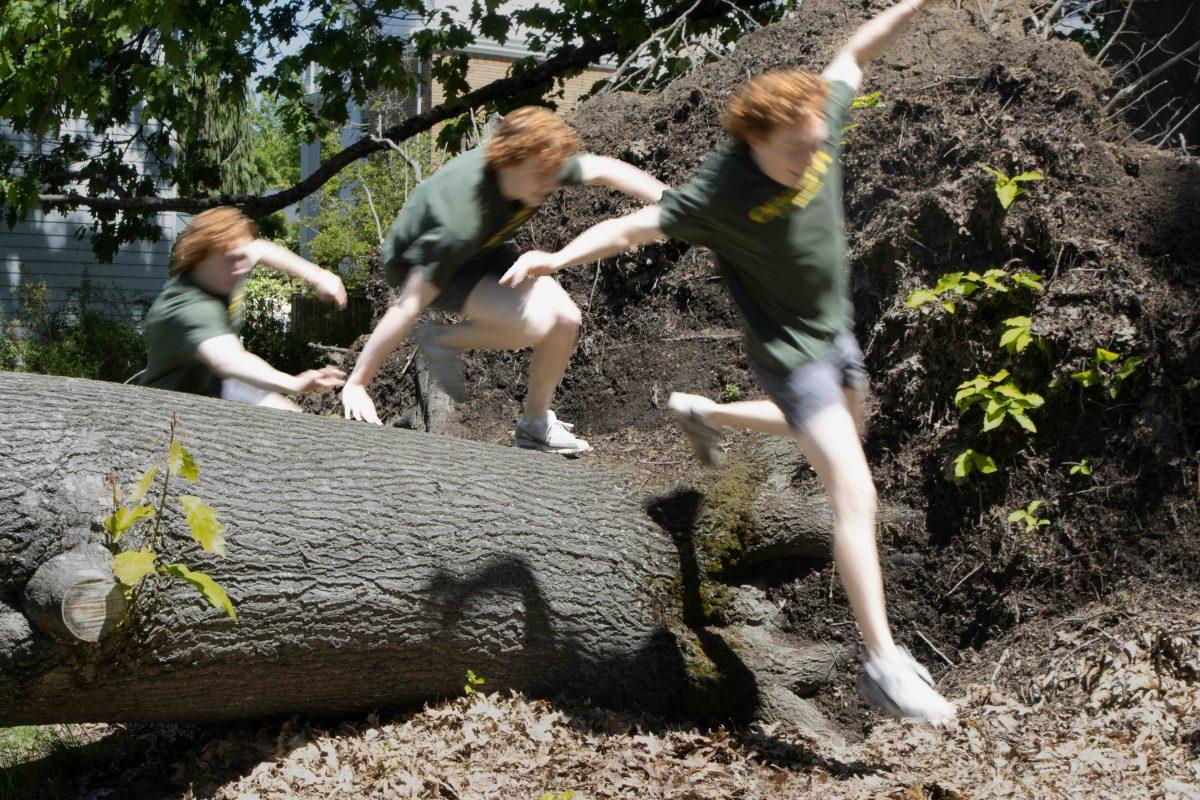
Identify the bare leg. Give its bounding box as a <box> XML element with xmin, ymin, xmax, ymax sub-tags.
<box><xmin>433</xmin><ymin>276</ymin><xmax>581</xmax><ymax>419</ymax></box>
<box><xmin>706</xmin><ymin>399</ymin><xmax>793</xmax><ymax>437</ymax></box>
<box><xmin>791</xmin><ymin>402</ymin><xmax>895</xmax><ymax>661</ymax></box>
<box><xmin>698</xmin><ymin>392</ymin><xmax>895</xmax><ymax>659</ymax></box>
<box><xmin>843</xmin><ymin>385</ymin><xmax>867</xmax><ymax>438</ymax></box>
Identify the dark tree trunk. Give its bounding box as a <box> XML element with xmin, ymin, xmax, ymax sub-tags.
<box><xmin>0</xmin><ymin>372</ymin><xmax>847</xmax><ymax>735</ymax></box>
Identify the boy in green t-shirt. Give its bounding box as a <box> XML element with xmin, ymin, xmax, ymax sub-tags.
<box><xmin>501</xmin><ymin>0</ymin><xmax>956</xmax><ymax>720</ymax></box>
<box><xmin>340</xmin><ymin>106</ymin><xmax>668</xmax><ymax>454</ymax></box>
<box><xmin>141</xmin><ymin>207</ymin><xmax>347</xmax><ymax>410</ymax></box>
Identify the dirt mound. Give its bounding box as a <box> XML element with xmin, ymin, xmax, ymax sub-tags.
<box><xmin>308</xmin><ymin>0</ymin><xmax>1200</xmax><ymax>730</ymax></box>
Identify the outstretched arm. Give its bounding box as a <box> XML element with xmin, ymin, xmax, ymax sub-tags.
<box><xmin>238</xmin><ymin>238</ymin><xmax>348</xmax><ymax>309</ymax></box>
<box><xmin>340</xmin><ymin>271</ymin><xmax>439</xmax><ymax>424</ymax></box>
<box><xmin>575</xmin><ymin>154</ymin><xmax>669</xmax><ymax>204</ymax></box>
<box><xmin>822</xmin><ymin>0</ymin><xmax>934</xmax><ymax>89</ymax></box>
<box><xmin>197</xmin><ymin>335</ymin><xmax>345</xmax><ymax>394</ymax></box>
<box><xmin>499</xmin><ymin>205</ymin><xmax>665</xmax><ymax>287</ymax></box>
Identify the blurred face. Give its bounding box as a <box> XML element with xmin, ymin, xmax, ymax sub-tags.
<box><xmin>192</xmin><ymin>235</ymin><xmax>255</xmax><ymax>295</ymax></box>
<box><xmin>748</xmin><ymin>116</ymin><xmax>830</xmax><ymax>188</ymax></box>
<box><xmin>497</xmin><ymin>156</ymin><xmax>566</xmax><ymax>206</ymax></box>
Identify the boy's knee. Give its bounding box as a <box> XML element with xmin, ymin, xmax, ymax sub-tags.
<box><xmin>525</xmin><ymin>284</ymin><xmax>581</xmax><ymax>339</ymax></box>
<box><xmin>556</xmin><ymin>299</ymin><xmax>583</xmax><ymax>332</ymax></box>
<box><xmin>832</xmin><ymin>477</ymin><xmax>877</xmax><ymax>520</ymax></box>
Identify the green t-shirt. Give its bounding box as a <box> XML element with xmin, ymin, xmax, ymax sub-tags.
<box><xmin>657</xmin><ymin>79</ymin><xmax>855</xmax><ymax>373</ymax></box>
<box><xmin>381</xmin><ymin>147</ymin><xmax>583</xmax><ymax>290</ymax></box>
<box><xmin>140</xmin><ymin>276</ymin><xmax>244</xmax><ymax>396</ymax></box>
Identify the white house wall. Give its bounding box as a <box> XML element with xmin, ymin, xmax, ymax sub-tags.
<box><xmin>0</xmin><ymin>113</ymin><xmax>178</xmax><ymax>321</ymax></box>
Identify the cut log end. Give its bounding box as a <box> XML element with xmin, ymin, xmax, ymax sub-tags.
<box><xmin>62</xmin><ymin>578</ymin><xmax>128</xmax><ymax>642</ymax></box>
<box><xmin>22</xmin><ymin>544</ymin><xmax>126</xmax><ymax>643</ymax></box>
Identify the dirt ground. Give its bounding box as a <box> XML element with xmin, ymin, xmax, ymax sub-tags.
<box><xmin>5</xmin><ymin>576</ymin><xmax>1197</xmax><ymax>799</ymax></box>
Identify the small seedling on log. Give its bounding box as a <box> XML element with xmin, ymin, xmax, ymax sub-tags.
<box><xmin>722</xmin><ymin>382</ymin><xmax>742</xmax><ymax>402</ymax></box>
<box><xmin>104</xmin><ymin>413</ymin><xmax>236</xmax><ymax>620</ymax></box>
<box><xmin>464</xmin><ymin>669</ymin><xmax>485</xmax><ymax>695</ymax></box>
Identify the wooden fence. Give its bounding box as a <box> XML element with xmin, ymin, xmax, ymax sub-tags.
<box><xmin>290</xmin><ymin>292</ymin><xmax>374</xmax><ymax>344</ymax></box>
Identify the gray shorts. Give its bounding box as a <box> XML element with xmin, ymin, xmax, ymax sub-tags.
<box><xmin>386</xmin><ymin>245</ymin><xmax>516</xmax><ymax>314</ymax></box>
<box><xmin>430</xmin><ymin>244</ymin><xmax>518</xmax><ymax>313</ymax></box>
<box><xmin>751</xmin><ymin>330</ymin><xmax>867</xmax><ymax>431</ymax></box>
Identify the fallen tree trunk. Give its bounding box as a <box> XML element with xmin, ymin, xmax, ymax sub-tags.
<box><xmin>0</xmin><ymin>372</ymin><xmax>847</xmax><ymax>732</ymax></box>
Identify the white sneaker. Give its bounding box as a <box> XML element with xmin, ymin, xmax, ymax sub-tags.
<box><xmin>514</xmin><ymin>411</ymin><xmax>591</xmax><ymax>455</ymax></box>
<box><xmin>413</xmin><ymin>323</ymin><xmax>466</xmax><ymax>402</ymax></box>
<box><xmin>858</xmin><ymin>646</ymin><xmax>957</xmax><ymax>722</ymax></box>
<box><xmin>666</xmin><ymin>392</ymin><xmax>724</xmax><ymax>467</ymax></box>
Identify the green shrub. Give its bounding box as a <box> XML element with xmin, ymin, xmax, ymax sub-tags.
<box><xmin>0</xmin><ymin>271</ymin><xmax>146</xmax><ymax>382</ymax></box>
<box><xmin>1071</xmin><ymin>348</ymin><xmax>1142</xmax><ymax>399</ymax></box>
<box><xmin>955</xmin><ymin>369</ymin><xmax>1044</xmax><ymax>433</ymax></box>
<box><xmin>238</xmin><ymin>266</ymin><xmax>369</xmax><ymax>374</ymax></box>
<box><xmin>237</xmin><ymin>268</ymin><xmax>319</xmax><ymax>373</ymax></box>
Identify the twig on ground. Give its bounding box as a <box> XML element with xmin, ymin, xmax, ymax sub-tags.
<box><xmin>990</xmin><ymin>647</ymin><xmax>1010</xmax><ymax>684</ymax></box>
<box><xmin>915</xmin><ymin>629</ymin><xmax>956</xmax><ymax>668</ymax></box>
<box><xmin>587</xmin><ymin>263</ymin><xmax>603</xmax><ymax>311</ymax></box>
<box><xmin>974</xmin><ymin>0</ymin><xmax>997</xmax><ymax>37</ymax></box>
<box><xmin>1166</xmin><ymin>626</ymin><xmax>1200</xmax><ymax>636</ymax></box>
<box><xmin>663</xmin><ymin>331</ymin><xmax>741</xmax><ymax>342</ymax></box>
<box><xmin>943</xmin><ymin>563</ymin><xmax>983</xmax><ymax>598</ymax></box>
<box><xmin>432</xmin><ymin>778</ymin><xmax>462</xmax><ymax>799</ymax></box>
<box><xmin>398</xmin><ymin>347</ymin><xmax>419</xmax><ymax>378</ymax></box>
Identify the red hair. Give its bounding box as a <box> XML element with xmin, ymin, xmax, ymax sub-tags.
<box><xmin>171</xmin><ymin>207</ymin><xmax>258</xmax><ymax>275</ymax></box>
<box><xmin>722</xmin><ymin>69</ymin><xmax>830</xmax><ymax>144</ymax></box>
<box><xmin>484</xmin><ymin>106</ymin><xmax>580</xmax><ymax>171</ymax></box>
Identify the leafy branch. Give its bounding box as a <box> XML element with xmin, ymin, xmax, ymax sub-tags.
<box><xmin>13</xmin><ymin>0</ymin><xmax>782</xmax><ymax>226</ymax></box>
<box><xmin>906</xmin><ymin>268</ymin><xmax>1043</xmax><ymax>314</ymax></box>
<box><xmin>955</xmin><ymin>369</ymin><xmax>1045</xmax><ymax>433</ymax></box>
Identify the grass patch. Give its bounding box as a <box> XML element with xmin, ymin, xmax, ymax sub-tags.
<box><xmin>0</xmin><ymin>725</ymin><xmax>91</xmax><ymax>799</ymax></box>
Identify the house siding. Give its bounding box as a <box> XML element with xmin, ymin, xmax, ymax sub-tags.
<box><xmin>0</xmin><ymin>116</ymin><xmax>177</xmax><ymax>321</ymax></box>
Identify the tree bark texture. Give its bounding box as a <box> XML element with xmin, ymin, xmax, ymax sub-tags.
<box><xmin>0</xmin><ymin>373</ymin><xmax>849</xmax><ymax>732</ymax></box>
